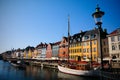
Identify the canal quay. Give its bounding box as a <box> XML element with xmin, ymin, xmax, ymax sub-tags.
<box><xmin>0</xmin><ymin>60</ymin><xmax>100</xmax><ymax>80</ymax></box>
<box><xmin>0</xmin><ymin>57</ymin><xmax>119</xmax><ymax>80</ymax></box>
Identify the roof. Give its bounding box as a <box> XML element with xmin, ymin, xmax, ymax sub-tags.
<box><xmin>84</xmin><ymin>28</ymin><xmax>99</xmax><ymax>36</ymax></box>
<box><xmin>107</xmin><ymin>28</ymin><xmax>120</xmax><ymax>37</ymax></box>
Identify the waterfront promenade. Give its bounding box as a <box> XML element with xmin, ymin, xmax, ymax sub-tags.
<box><xmin>0</xmin><ymin>60</ymin><xmax>100</xmax><ymax>80</ymax></box>
<box><xmin>3</xmin><ymin>57</ymin><xmax>120</xmax><ymax>80</ymax></box>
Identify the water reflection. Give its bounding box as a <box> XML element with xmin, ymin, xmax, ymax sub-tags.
<box><xmin>0</xmin><ymin>60</ymin><xmax>100</xmax><ymax>80</ymax></box>
<box><xmin>25</xmin><ymin>66</ymin><xmax>58</xmax><ymax>80</ymax></box>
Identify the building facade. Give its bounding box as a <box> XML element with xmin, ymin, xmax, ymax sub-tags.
<box><xmin>59</xmin><ymin>37</ymin><xmax>68</xmax><ymax>59</ymax></box>
<box><xmin>52</xmin><ymin>41</ymin><xmax>60</xmax><ymax>59</ymax></box>
<box><xmin>69</xmin><ymin>27</ymin><xmax>108</xmax><ymax>62</ymax></box>
<box><xmin>41</xmin><ymin>43</ymin><xmax>47</xmax><ymax>58</ymax></box>
<box><xmin>46</xmin><ymin>43</ymin><xmax>52</xmax><ymax>58</ymax></box>
<box><xmin>102</xmin><ymin>37</ymin><xmax>109</xmax><ymax>58</ymax></box>
<box><xmin>69</xmin><ymin>32</ymin><xmax>85</xmax><ymax>61</ymax></box>
<box><xmin>107</xmin><ymin>28</ymin><xmax>120</xmax><ymax>59</ymax></box>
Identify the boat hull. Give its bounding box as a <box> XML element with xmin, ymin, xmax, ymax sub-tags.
<box><xmin>58</xmin><ymin>65</ymin><xmax>99</xmax><ymax>76</ymax></box>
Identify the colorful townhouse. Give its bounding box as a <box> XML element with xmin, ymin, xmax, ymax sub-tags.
<box><xmin>35</xmin><ymin>43</ymin><xmax>43</xmax><ymax>59</ymax></box>
<box><xmin>23</xmin><ymin>46</ymin><xmax>35</xmax><ymax>59</ymax></box>
<box><xmin>107</xmin><ymin>28</ymin><xmax>120</xmax><ymax>59</ymax></box>
<box><xmin>35</xmin><ymin>43</ymin><xmax>47</xmax><ymax>58</ymax></box>
<box><xmin>46</xmin><ymin>41</ymin><xmax>60</xmax><ymax>59</ymax></box>
<box><xmin>69</xmin><ymin>31</ymin><xmax>86</xmax><ymax>61</ymax></box>
<box><xmin>52</xmin><ymin>41</ymin><xmax>60</xmax><ymax>59</ymax></box>
<box><xmin>41</xmin><ymin>43</ymin><xmax>47</xmax><ymax>58</ymax></box>
<box><xmin>59</xmin><ymin>37</ymin><xmax>68</xmax><ymax>60</ymax></box>
<box><xmin>46</xmin><ymin>43</ymin><xmax>52</xmax><ymax>58</ymax></box>
<box><xmin>69</xmin><ymin>27</ymin><xmax>108</xmax><ymax>62</ymax></box>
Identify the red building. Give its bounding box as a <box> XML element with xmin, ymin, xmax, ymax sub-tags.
<box><xmin>46</xmin><ymin>43</ymin><xmax>52</xmax><ymax>58</ymax></box>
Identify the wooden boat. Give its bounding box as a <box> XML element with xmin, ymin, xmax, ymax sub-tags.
<box><xmin>58</xmin><ymin>16</ymin><xmax>100</xmax><ymax>76</ymax></box>
<box><xmin>58</xmin><ymin>61</ymin><xmax>100</xmax><ymax>76</ymax></box>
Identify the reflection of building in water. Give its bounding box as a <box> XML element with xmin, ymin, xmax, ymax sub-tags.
<box><xmin>25</xmin><ymin>66</ymin><xmax>58</xmax><ymax>80</ymax></box>
<box><xmin>25</xmin><ymin>66</ymin><xmax>41</xmax><ymax>79</ymax></box>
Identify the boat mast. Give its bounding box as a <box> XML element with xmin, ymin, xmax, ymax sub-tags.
<box><xmin>68</xmin><ymin>15</ymin><xmax>70</xmax><ymax>62</ymax></box>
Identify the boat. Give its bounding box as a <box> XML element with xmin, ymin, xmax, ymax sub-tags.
<box><xmin>58</xmin><ymin>61</ymin><xmax>100</xmax><ymax>76</ymax></box>
<box><xmin>11</xmin><ymin>60</ymin><xmax>26</xmax><ymax>69</ymax></box>
<box><xmin>58</xmin><ymin>16</ymin><xmax>100</xmax><ymax>76</ymax></box>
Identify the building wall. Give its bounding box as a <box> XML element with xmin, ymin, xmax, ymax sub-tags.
<box><xmin>108</xmin><ymin>34</ymin><xmax>120</xmax><ymax>58</ymax></box>
<box><xmin>52</xmin><ymin>44</ymin><xmax>59</xmax><ymax>58</ymax></box>
<box><xmin>70</xmin><ymin>42</ymin><xmax>83</xmax><ymax>61</ymax></box>
<box><xmin>59</xmin><ymin>37</ymin><xmax>68</xmax><ymax>59</ymax></box>
<box><xmin>102</xmin><ymin>38</ymin><xmax>109</xmax><ymax>57</ymax></box>
<box><xmin>46</xmin><ymin>44</ymin><xmax>52</xmax><ymax>58</ymax></box>
<box><xmin>69</xmin><ymin>30</ymin><xmax>99</xmax><ymax>62</ymax></box>
<box><xmin>41</xmin><ymin>48</ymin><xmax>46</xmax><ymax>58</ymax></box>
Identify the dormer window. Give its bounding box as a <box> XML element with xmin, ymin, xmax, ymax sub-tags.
<box><xmin>73</xmin><ymin>39</ymin><xmax>76</xmax><ymax>43</ymax></box>
<box><xmin>91</xmin><ymin>34</ymin><xmax>96</xmax><ymax>39</ymax></box>
<box><xmin>80</xmin><ymin>35</ymin><xmax>81</xmax><ymax>37</ymax></box>
<box><xmin>78</xmin><ymin>38</ymin><xmax>80</xmax><ymax>41</ymax></box>
<box><xmin>84</xmin><ymin>36</ymin><xmax>89</xmax><ymax>40</ymax></box>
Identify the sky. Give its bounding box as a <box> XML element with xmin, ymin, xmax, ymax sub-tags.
<box><xmin>0</xmin><ymin>0</ymin><xmax>120</xmax><ymax>53</ymax></box>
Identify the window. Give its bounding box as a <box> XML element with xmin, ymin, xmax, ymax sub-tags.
<box><xmin>111</xmin><ymin>36</ymin><xmax>115</xmax><ymax>42</ymax></box>
<box><xmin>94</xmin><ymin>40</ymin><xmax>96</xmax><ymax>45</ymax></box>
<box><xmin>93</xmin><ymin>48</ymin><xmax>96</xmax><ymax>52</ymax></box>
<box><xmin>83</xmin><ymin>43</ymin><xmax>86</xmax><ymax>46</ymax></box>
<box><xmin>83</xmin><ymin>49</ymin><xmax>86</xmax><ymax>53</ymax></box>
<box><xmin>87</xmin><ymin>42</ymin><xmax>89</xmax><ymax>46</ymax></box>
<box><xmin>80</xmin><ymin>49</ymin><xmax>82</xmax><ymax>52</ymax></box>
<box><xmin>70</xmin><ymin>40</ymin><xmax>72</xmax><ymax>43</ymax></box>
<box><xmin>87</xmin><ymin>48</ymin><xmax>89</xmax><ymax>53</ymax></box>
<box><xmin>79</xmin><ymin>43</ymin><xmax>82</xmax><ymax>46</ymax></box>
<box><xmin>118</xmin><ymin>36</ymin><xmax>120</xmax><ymax>41</ymax></box>
<box><xmin>119</xmin><ymin>45</ymin><xmax>120</xmax><ymax>50</ymax></box>
<box><xmin>91</xmin><ymin>34</ymin><xmax>96</xmax><ymax>39</ymax></box>
<box><xmin>103</xmin><ymin>41</ymin><xmax>106</xmax><ymax>45</ymax></box>
<box><xmin>94</xmin><ymin>54</ymin><xmax>96</xmax><ymax>59</ymax></box>
<box><xmin>78</xmin><ymin>38</ymin><xmax>80</xmax><ymax>41</ymax></box>
<box><xmin>84</xmin><ymin>36</ymin><xmax>89</xmax><ymax>40</ymax></box>
<box><xmin>75</xmin><ymin>49</ymin><xmax>76</xmax><ymax>53</ymax></box>
<box><xmin>104</xmin><ymin>48</ymin><xmax>106</xmax><ymax>53</ymax></box>
<box><xmin>112</xmin><ymin>45</ymin><xmax>115</xmax><ymax>50</ymax></box>
<box><xmin>73</xmin><ymin>39</ymin><xmax>76</xmax><ymax>43</ymax></box>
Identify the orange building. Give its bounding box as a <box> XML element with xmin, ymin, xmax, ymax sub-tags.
<box><xmin>59</xmin><ymin>37</ymin><xmax>68</xmax><ymax>59</ymax></box>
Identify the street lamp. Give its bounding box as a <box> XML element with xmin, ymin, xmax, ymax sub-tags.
<box><xmin>92</xmin><ymin>4</ymin><xmax>104</xmax><ymax>28</ymax></box>
<box><xmin>92</xmin><ymin>4</ymin><xmax>105</xmax><ymax>70</ymax></box>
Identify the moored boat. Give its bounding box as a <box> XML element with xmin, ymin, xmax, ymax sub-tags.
<box><xmin>58</xmin><ymin>61</ymin><xmax>100</xmax><ymax>76</ymax></box>
<box><xmin>11</xmin><ymin>60</ymin><xmax>26</xmax><ymax>69</ymax></box>
<box><xmin>58</xmin><ymin>16</ymin><xmax>100</xmax><ymax>76</ymax></box>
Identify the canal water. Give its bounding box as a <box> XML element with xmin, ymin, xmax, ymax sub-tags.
<box><xmin>0</xmin><ymin>60</ymin><xmax>100</xmax><ymax>80</ymax></box>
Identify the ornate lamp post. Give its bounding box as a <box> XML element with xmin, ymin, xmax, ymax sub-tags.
<box><xmin>92</xmin><ymin>4</ymin><xmax>105</xmax><ymax>70</ymax></box>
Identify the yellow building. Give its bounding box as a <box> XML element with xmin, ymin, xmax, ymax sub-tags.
<box><xmin>69</xmin><ymin>28</ymin><xmax>107</xmax><ymax>62</ymax></box>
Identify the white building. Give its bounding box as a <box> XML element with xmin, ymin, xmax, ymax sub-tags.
<box><xmin>107</xmin><ymin>28</ymin><xmax>120</xmax><ymax>59</ymax></box>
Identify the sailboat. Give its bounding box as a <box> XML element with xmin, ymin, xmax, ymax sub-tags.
<box><xmin>58</xmin><ymin>16</ymin><xmax>100</xmax><ymax>76</ymax></box>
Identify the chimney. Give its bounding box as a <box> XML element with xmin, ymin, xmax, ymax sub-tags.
<box><xmin>94</xmin><ymin>27</ymin><xmax>96</xmax><ymax>30</ymax></box>
<box><xmin>104</xmin><ymin>29</ymin><xmax>107</xmax><ymax>33</ymax></box>
<box><xmin>80</xmin><ymin>30</ymin><xmax>83</xmax><ymax>33</ymax></box>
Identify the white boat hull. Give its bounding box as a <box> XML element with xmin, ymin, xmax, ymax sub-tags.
<box><xmin>58</xmin><ymin>65</ymin><xmax>99</xmax><ymax>76</ymax></box>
